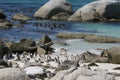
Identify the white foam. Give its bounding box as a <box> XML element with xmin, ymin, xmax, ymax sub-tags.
<box><xmin>25</xmin><ymin>66</ymin><xmax>44</xmax><ymax>75</ymax></box>
<box><xmin>88</xmin><ymin>49</ymin><xmax>102</xmax><ymax>55</ymax></box>
<box><xmin>53</xmin><ymin>39</ymin><xmax>120</xmax><ymax>55</ymax></box>
<box><xmin>66</xmin><ymin>39</ymin><xmax>84</xmax><ymax>42</ymax></box>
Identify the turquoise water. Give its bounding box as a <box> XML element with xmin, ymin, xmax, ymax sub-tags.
<box><xmin>0</xmin><ymin>0</ymin><xmax>94</xmax><ymax>11</ymax></box>
<box><xmin>0</xmin><ymin>0</ymin><xmax>120</xmax><ymax>42</ymax></box>
<box><xmin>71</xmin><ymin>22</ymin><xmax>120</xmax><ymax>38</ymax></box>
<box><xmin>53</xmin><ymin>39</ymin><xmax>120</xmax><ymax>53</ymax></box>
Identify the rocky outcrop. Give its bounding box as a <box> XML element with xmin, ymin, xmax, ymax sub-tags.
<box><xmin>9</xmin><ymin>39</ymin><xmax>37</xmax><ymax>54</ymax></box>
<box><xmin>38</xmin><ymin>35</ymin><xmax>54</xmax><ymax>55</ymax></box>
<box><xmin>34</xmin><ymin>0</ymin><xmax>73</xmax><ymax>20</ymax></box>
<box><xmin>101</xmin><ymin>47</ymin><xmax>120</xmax><ymax>64</ymax></box>
<box><xmin>0</xmin><ymin>68</ymin><xmax>30</xmax><ymax>80</ymax></box>
<box><xmin>12</xmin><ymin>14</ymin><xmax>31</xmax><ymax>21</ymax></box>
<box><xmin>68</xmin><ymin>0</ymin><xmax>120</xmax><ymax>22</ymax></box>
<box><xmin>51</xmin><ymin>66</ymin><xmax>115</xmax><ymax>80</ymax></box>
<box><xmin>57</xmin><ymin>32</ymin><xmax>120</xmax><ymax>43</ymax></box>
<box><xmin>0</xmin><ymin>21</ymin><xmax>13</xmax><ymax>29</ymax></box>
<box><xmin>79</xmin><ymin>51</ymin><xmax>108</xmax><ymax>63</ymax></box>
<box><xmin>40</xmin><ymin>35</ymin><xmax>53</xmax><ymax>46</ymax></box>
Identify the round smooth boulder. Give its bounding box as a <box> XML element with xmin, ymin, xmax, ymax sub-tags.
<box><xmin>68</xmin><ymin>0</ymin><xmax>120</xmax><ymax>22</ymax></box>
<box><xmin>34</xmin><ymin>0</ymin><xmax>73</xmax><ymax>19</ymax></box>
<box><xmin>0</xmin><ymin>68</ymin><xmax>30</xmax><ymax>80</ymax></box>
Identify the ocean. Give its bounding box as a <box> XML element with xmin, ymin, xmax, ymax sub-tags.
<box><xmin>0</xmin><ymin>0</ymin><xmax>120</xmax><ymax>51</ymax></box>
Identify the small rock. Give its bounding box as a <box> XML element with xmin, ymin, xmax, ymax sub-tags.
<box><xmin>0</xmin><ymin>21</ymin><xmax>13</xmax><ymax>29</ymax></box>
<box><xmin>40</xmin><ymin>35</ymin><xmax>53</xmax><ymax>46</ymax></box>
<box><xmin>13</xmin><ymin>14</ymin><xmax>31</xmax><ymax>21</ymax></box>
<box><xmin>37</xmin><ymin>46</ymin><xmax>47</xmax><ymax>55</ymax></box>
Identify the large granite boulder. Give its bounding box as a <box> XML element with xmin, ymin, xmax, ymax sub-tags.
<box><xmin>0</xmin><ymin>68</ymin><xmax>30</xmax><ymax>80</ymax></box>
<box><xmin>68</xmin><ymin>0</ymin><xmax>120</xmax><ymax>22</ymax></box>
<box><xmin>12</xmin><ymin>14</ymin><xmax>31</xmax><ymax>21</ymax></box>
<box><xmin>34</xmin><ymin>0</ymin><xmax>73</xmax><ymax>19</ymax></box>
<box><xmin>101</xmin><ymin>47</ymin><xmax>120</xmax><ymax>64</ymax></box>
<box><xmin>51</xmin><ymin>66</ymin><xmax>115</xmax><ymax>80</ymax></box>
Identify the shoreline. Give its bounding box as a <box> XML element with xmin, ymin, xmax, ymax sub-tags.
<box><xmin>0</xmin><ymin>0</ymin><xmax>120</xmax><ymax>80</ymax></box>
